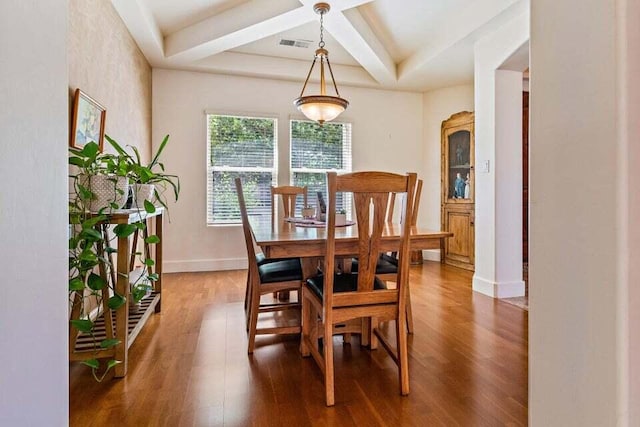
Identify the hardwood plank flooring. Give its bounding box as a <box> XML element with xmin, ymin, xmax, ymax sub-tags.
<box><xmin>69</xmin><ymin>262</ymin><xmax>528</xmax><ymax>426</ymax></box>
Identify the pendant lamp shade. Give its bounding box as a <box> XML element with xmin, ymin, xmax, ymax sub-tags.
<box><xmin>294</xmin><ymin>95</ymin><xmax>348</xmax><ymax>124</ymax></box>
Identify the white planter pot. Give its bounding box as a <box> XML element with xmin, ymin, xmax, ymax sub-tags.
<box><xmin>78</xmin><ymin>174</ymin><xmax>129</xmax><ymax>212</ymax></box>
<box><xmin>133</xmin><ymin>183</ymin><xmax>155</xmax><ymax>207</ymax></box>
<box><xmin>301</xmin><ymin>207</ymin><xmax>315</xmax><ymax>218</ymax></box>
<box><xmin>335</xmin><ymin>213</ymin><xmax>346</xmax><ymax>226</ymax></box>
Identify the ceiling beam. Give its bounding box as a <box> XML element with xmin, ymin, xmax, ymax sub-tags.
<box><xmin>164</xmin><ymin>0</ymin><xmax>312</xmax><ymax>63</ymax></box>
<box><xmin>111</xmin><ymin>0</ymin><xmax>164</xmax><ymax>65</ymax></box>
<box><xmin>164</xmin><ymin>0</ymin><xmax>375</xmax><ymax>64</ymax></box>
<box><xmin>327</xmin><ymin>7</ymin><xmax>396</xmax><ymax>85</ymax></box>
<box><xmin>398</xmin><ymin>0</ymin><xmax>524</xmax><ymax>81</ymax></box>
<box><xmin>296</xmin><ymin>0</ymin><xmax>394</xmax><ymax>85</ymax></box>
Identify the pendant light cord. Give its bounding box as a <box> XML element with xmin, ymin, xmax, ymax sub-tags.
<box><xmin>319</xmin><ymin>11</ymin><xmax>325</xmax><ymax>48</ymax></box>
<box><xmin>318</xmin><ymin>8</ymin><xmax>340</xmax><ymax>96</ymax></box>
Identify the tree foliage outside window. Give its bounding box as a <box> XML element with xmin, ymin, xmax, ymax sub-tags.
<box><xmin>207</xmin><ymin>115</ymin><xmax>277</xmax><ymax>224</ymax></box>
<box><xmin>290</xmin><ymin>120</ymin><xmax>352</xmax><ymax>215</ymax></box>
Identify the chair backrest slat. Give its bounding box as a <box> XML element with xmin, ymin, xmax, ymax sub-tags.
<box><xmin>235</xmin><ymin>178</ymin><xmax>258</xmax><ymax>276</ymax></box>
<box><xmin>353</xmin><ymin>192</ymin><xmax>388</xmax><ymax>291</ymax></box>
<box><xmin>411</xmin><ymin>179</ymin><xmax>423</xmax><ymax>226</ymax></box>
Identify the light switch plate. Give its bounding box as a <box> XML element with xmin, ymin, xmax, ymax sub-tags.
<box><xmin>481</xmin><ymin>160</ymin><xmax>490</xmax><ymax>173</ymax></box>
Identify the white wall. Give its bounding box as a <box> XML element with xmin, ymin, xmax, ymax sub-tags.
<box><xmin>0</xmin><ymin>1</ymin><xmax>69</xmax><ymax>425</ymax></box>
<box><xmin>421</xmin><ymin>84</ymin><xmax>474</xmax><ymax>260</ymax></box>
<box><xmin>473</xmin><ymin>11</ymin><xmax>528</xmax><ymax>298</ymax></box>
<box><xmin>530</xmin><ymin>0</ymin><xmax>622</xmax><ymax>423</ymax></box>
<box><xmin>152</xmin><ymin>69</ymin><xmax>424</xmax><ymax>272</ymax></box>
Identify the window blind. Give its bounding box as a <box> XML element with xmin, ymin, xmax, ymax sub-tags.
<box><xmin>206</xmin><ymin>114</ymin><xmax>277</xmax><ymax>225</ymax></box>
<box><xmin>290</xmin><ymin>120</ymin><xmax>352</xmax><ymax>216</ymax></box>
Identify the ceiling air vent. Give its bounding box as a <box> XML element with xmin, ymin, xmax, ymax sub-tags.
<box><xmin>279</xmin><ymin>39</ymin><xmax>312</xmax><ymax>49</ymax></box>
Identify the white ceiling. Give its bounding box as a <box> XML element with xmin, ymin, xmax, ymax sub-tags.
<box><xmin>114</xmin><ymin>0</ymin><xmax>527</xmax><ymax>91</ymax></box>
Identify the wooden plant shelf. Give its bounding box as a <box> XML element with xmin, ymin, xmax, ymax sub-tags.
<box><xmin>69</xmin><ymin>209</ymin><xmax>163</xmax><ymax>377</ymax></box>
<box><xmin>71</xmin><ymin>292</ymin><xmax>160</xmax><ymax>358</ymax></box>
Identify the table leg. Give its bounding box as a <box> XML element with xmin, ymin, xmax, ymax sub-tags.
<box><xmin>114</xmin><ymin>232</ymin><xmax>129</xmax><ymax>378</ymax></box>
<box><xmin>155</xmin><ymin>214</ymin><xmax>163</xmax><ymax>313</ymax></box>
<box><xmin>410</xmin><ymin>249</ymin><xmax>423</xmax><ymax>265</ymax></box>
<box><xmin>301</xmin><ymin>257</ymin><xmax>321</xmax><ymax>279</ymax></box>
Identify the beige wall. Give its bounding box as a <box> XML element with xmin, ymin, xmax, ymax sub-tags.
<box><xmin>69</xmin><ymin>0</ymin><xmax>151</xmax><ymax>159</ymax></box>
<box><xmin>421</xmin><ymin>84</ymin><xmax>474</xmax><ymax>260</ymax></box>
<box><xmin>68</xmin><ymin>0</ymin><xmax>152</xmax><ymax>316</ymax></box>
<box><xmin>152</xmin><ymin>69</ymin><xmax>424</xmax><ymax>272</ymax></box>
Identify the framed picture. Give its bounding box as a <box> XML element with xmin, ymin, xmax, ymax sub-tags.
<box><xmin>70</xmin><ymin>88</ymin><xmax>106</xmax><ymax>151</ymax></box>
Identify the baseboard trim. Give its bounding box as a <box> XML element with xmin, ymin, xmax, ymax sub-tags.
<box><xmin>164</xmin><ymin>258</ymin><xmax>248</xmax><ymax>273</ymax></box>
<box><xmin>472</xmin><ymin>275</ymin><xmax>525</xmax><ymax>298</ymax></box>
<box><xmin>422</xmin><ymin>250</ymin><xmax>441</xmax><ymax>262</ymax></box>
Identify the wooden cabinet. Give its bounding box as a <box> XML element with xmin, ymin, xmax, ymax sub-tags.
<box><xmin>441</xmin><ymin>112</ymin><xmax>475</xmax><ymax>271</ymax></box>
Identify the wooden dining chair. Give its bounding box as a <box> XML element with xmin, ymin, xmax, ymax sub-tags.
<box><xmin>270</xmin><ymin>185</ymin><xmax>307</xmax><ymax>227</ymax></box>
<box><xmin>300</xmin><ymin>171</ymin><xmax>417</xmax><ymax>406</ymax></box>
<box><xmin>270</xmin><ymin>185</ymin><xmax>307</xmax><ymax>299</ymax></box>
<box><xmin>236</xmin><ymin>178</ymin><xmax>304</xmax><ymax>353</ymax></box>
<box><xmin>354</xmin><ymin>178</ymin><xmax>423</xmax><ymax>333</ymax></box>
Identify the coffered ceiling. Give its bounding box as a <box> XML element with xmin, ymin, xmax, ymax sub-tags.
<box><xmin>112</xmin><ymin>0</ymin><xmax>527</xmax><ymax>91</ymax></box>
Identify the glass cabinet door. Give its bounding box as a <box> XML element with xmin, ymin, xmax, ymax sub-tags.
<box><xmin>447</xmin><ymin>130</ymin><xmax>472</xmax><ymax>201</ymax></box>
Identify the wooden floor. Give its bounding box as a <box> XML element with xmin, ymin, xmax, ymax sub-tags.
<box><xmin>69</xmin><ymin>262</ymin><xmax>528</xmax><ymax>426</ymax></box>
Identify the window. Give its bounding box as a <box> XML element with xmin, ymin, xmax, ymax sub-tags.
<box><xmin>290</xmin><ymin>120</ymin><xmax>352</xmax><ymax>215</ymax></box>
<box><xmin>206</xmin><ymin>114</ymin><xmax>277</xmax><ymax>225</ymax></box>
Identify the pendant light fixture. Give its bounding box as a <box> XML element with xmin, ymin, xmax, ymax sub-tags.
<box><xmin>293</xmin><ymin>3</ymin><xmax>348</xmax><ymax>125</ymax></box>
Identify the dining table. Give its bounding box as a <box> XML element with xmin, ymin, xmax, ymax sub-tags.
<box><xmin>250</xmin><ymin>217</ymin><xmax>453</xmax><ymax>278</ymax></box>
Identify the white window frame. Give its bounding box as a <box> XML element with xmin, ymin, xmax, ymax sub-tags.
<box><xmin>206</xmin><ymin>113</ymin><xmax>278</xmax><ymax>226</ymax></box>
<box><xmin>289</xmin><ymin>119</ymin><xmax>352</xmax><ymax>216</ymax></box>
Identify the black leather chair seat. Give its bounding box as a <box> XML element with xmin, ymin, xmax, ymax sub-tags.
<box><xmin>306</xmin><ymin>273</ymin><xmax>386</xmax><ymax>300</ymax></box>
<box><xmin>256</xmin><ymin>252</ymin><xmax>269</xmax><ymax>265</ymax></box>
<box><xmin>258</xmin><ymin>258</ymin><xmax>303</xmax><ymax>284</ymax></box>
<box><xmin>257</xmin><ymin>253</ymin><xmax>302</xmax><ymax>267</ymax></box>
<box><xmin>351</xmin><ymin>253</ymin><xmax>398</xmax><ymax>274</ymax></box>
<box><xmin>379</xmin><ymin>253</ymin><xmax>399</xmax><ymax>266</ymax></box>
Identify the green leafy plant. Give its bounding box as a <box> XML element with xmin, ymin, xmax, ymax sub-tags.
<box><xmin>105</xmin><ymin>134</ymin><xmax>180</xmax><ymax>211</ymax></box>
<box><xmin>68</xmin><ymin>140</ymin><xmax>172</xmax><ymax>381</ymax></box>
<box><xmin>68</xmin><ymin>142</ymin><xmax>126</xmax><ymax>380</ymax></box>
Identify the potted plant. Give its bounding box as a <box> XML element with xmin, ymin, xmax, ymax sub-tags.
<box><xmin>68</xmin><ymin>142</ymin><xmax>132</xmax><ymax>380</ymax></box>
<box><xmin>68</xmin><ymin>140</ymin><xmax>171</xmax><ymax>381</ymax></box>
<box><xmin>335</xmin><ymin>209</ymin><xmax>347</xmax><ymax>226</ymax></box>
<box><xmin>105</xmin><ymin>134</ymin><xmax>180</xmax><ymax>212</ymax></box>
<box><xmin>69</xmin><ymin>142</ymin><xmax>130</xmax><ymax>212</ymax></box>
<box><xmin>301</xmin><ymin>205</ymin><xmax>315</xmax><ymax>218</ymax></box>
